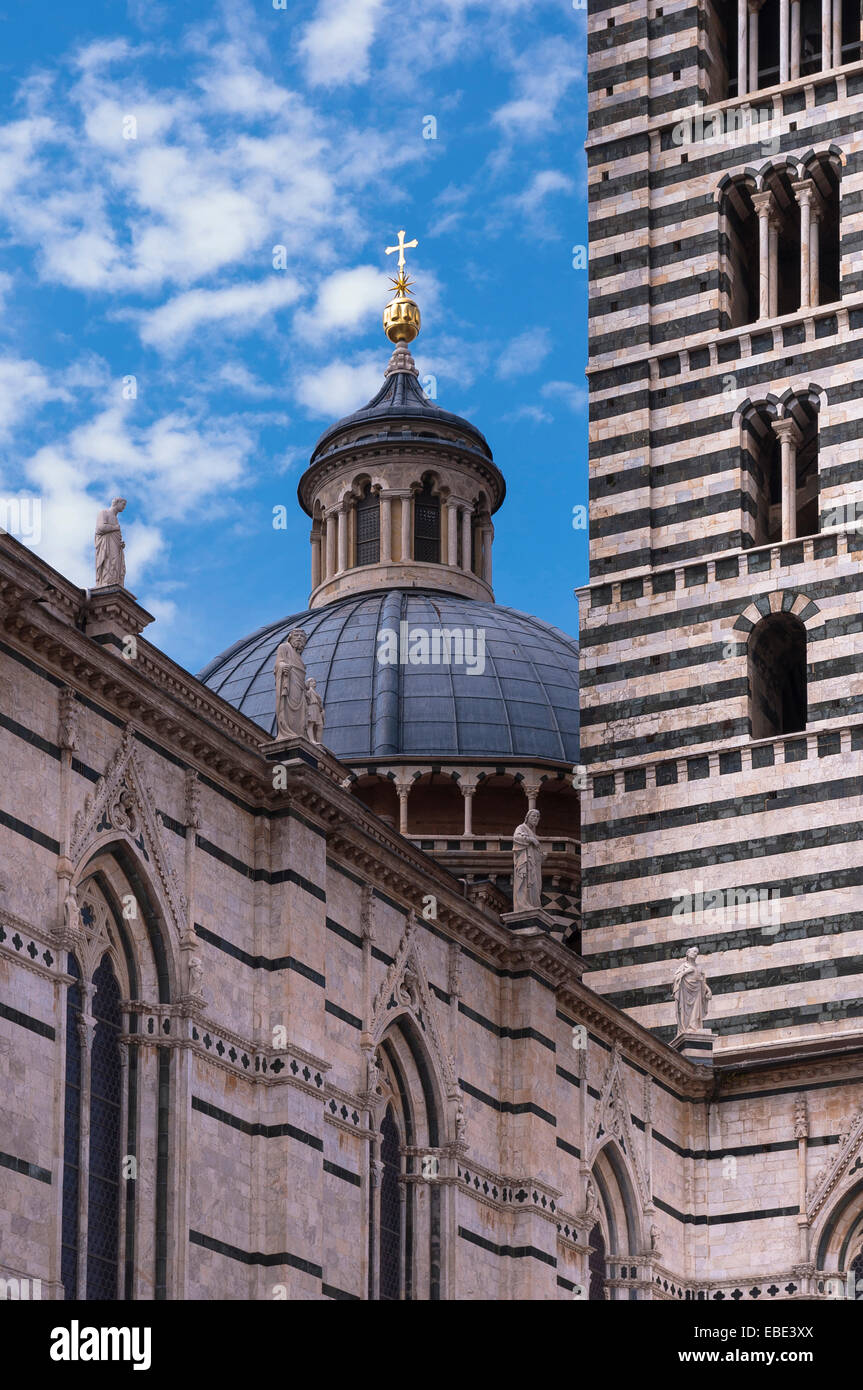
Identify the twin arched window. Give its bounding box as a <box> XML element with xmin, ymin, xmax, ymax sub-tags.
<box><xmin>368</xmin><ymin>1026</ymin><xmax>442</xmax><ymax>1300</ymax></box>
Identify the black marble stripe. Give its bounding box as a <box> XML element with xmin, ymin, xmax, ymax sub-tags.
<box><xmin>0</xmin><ymin>1000</ymin><xmax>55</xmax><ymax>1040</ymax></box>
<box><xmin>189</xmin><ymin>1229</ymin><xmax>322</xmax><ymax>1278</ymax></box>
<box><xmin>459</xmin><ymin>1078</ymin><xmax>556</xmax><ymax>1127</ymax></box>
<box><xmin>458</xmin><ymin>1226</ymin><xmax>557</xmax><ymax>1266</ymax></box>
<box><xmin>0</xmin><ymin>1149</ymin><xmax>51</xmax><ymax>1184</ymax></box>
<box><xmin>193</xmin><ymin>923</ymin><xmax>325</xmax><ymax>985</ymax></box>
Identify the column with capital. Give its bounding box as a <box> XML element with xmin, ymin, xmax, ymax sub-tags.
<box><xmin>794</xmin><ymin>180</ymin><xmax>814</xmax><ymax>310</ymax></box>
<box><xmin>481</xmin><ymin>522</ymin><xmax>494</xmax><ymax>586</ymax></box>
<box><xmin>821</xmin><ymin>0</ymin><xmax>831</xmax><ymax>68</ymax></box>
<box><xmin>400</xmin><ymin>493</ymin><xmax>411</xmax><ymax>561</ymax></box>
<box><xmin>380</xmin><ymin>492</ymin><xmax>393</xmax><ymax>563</ymax></box>
<box><xmin>310</xmin><ymin>526</ymin><xmax>322</xmax><ymax>589</ymax></box>
<box><xmin>748</xmin><ymin>0</ymin><xmax>762</xmax><ymax>88</ymax></box>
<box><xmin>773</xmin><ymin>417</ymin><xmax>803</xmax><ymax>540</ymax></box>
<box><xmin>791</xmin><ymin>0</ymin><xmax>801</xmax><ymax>76</ymax></box>
<box><xmin>780</xmin><ymin>0</ymin><xmax>790</xmax><ymax>81</ymax></box>
<box><xmin>738</xmin><ymin>0</ymin><xmax>749</xmax><ymax>93</ymax></box>
<box><xmin>460</xmin><ymin>503</ymin><xmax>473</xmax><ymax>572</ymax></box>
<box><xmin>336</xmin><ymin>501</ymin><xmax>348</xmax><ymax>573</ymax></box>
<box><xmin>809</xmin><ymin>203</ymin><xmax>821</xmax><ymax>307</ymax></box>
<box><xmin>460</xmin><ymin>783</ymin><xmax>476</xmax><ymax>838</ymax></box>
<box><xmin>446</xmin><ymin>499</ymin><xmax>459</xmax><ymax>567</ymax></box>
<box><xmin>396</xmin><ymin>781</ymin><xmax>411</xmax><ymax>836</ymax></box>
<box><xmin>324</xmin><ymin>509</ymin><xmax>336</xmax><ymax>580</ymax></box>
<box><xmin>768</xmin><ymin>210</ymin><xmax>780</xmax><ymax>318</ymax></box>
<box><xmin>832</xmin><ymin>0</ymin><xmax>842</xmax><ymax>66</ymax></box>
<box><xmin>751</xmin><ymin>191</ymin><xmax>775</xmax><ymax>320</ymax></box>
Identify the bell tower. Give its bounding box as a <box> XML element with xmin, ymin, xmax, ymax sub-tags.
<box><xmin>578</xmin><ymin>0</ymin><xmax>863</xmax><ymax>1053</ymax></box>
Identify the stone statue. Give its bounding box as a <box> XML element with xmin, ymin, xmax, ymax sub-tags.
<box><xmin>94</xmin><ymin>497</ymin><xmax>127</xmax><ymax>587</ymax></box>
<box><xmin>63</xmin><ymin>891</ymin><xmax>81</xmax><ymax>934</ymax></box>
<box><xmin>187</xmin><ymin>954</ymin><xmax>203</xmax><ymax>997</ymax></box>
<box><xmin>274</xmin><ymin>629</ymin><xmax>309</xmax><ymax>739</ymax></box>
<box><xmin>672</xmin><ymin>946</ymin><xmax>712</xmax><ymax>1033</ymax></box>
<box><xmin>304</xmin><ymin>676</ymin><xmax>324</xmax><ymax>744</ymax></box>
<box><xmin>650</xmin><ymin>1222</ymin><xmax>660</xmax><ymax>1252</ymax></box>
<box><xmin>512</xmin><ymin>808</ymin><xmax>544</xmax><ymax>911</ymax></box>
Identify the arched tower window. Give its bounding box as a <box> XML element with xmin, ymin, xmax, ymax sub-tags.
<box><xmin>356</xmin><ymin>483</ymin><xmax>380</xmax><ymax>567</ymax></box>
<box><xmin>413</xmin><ymin>478</ymin><xmax>440</xmax><ymax>563</ymax></box>
<box><xmin>716</xmin><ymin>0</ymin><xmax>860</xmax><ymax>99</ymax></box>
<box><xmin>742</xmin><ymin>395</ymin><xmax>820</xmax><ymax>546</ymax></box>
<box><xmin>748</xmin><ymin>612</ymin><xmax>807</xmax><ymax>738</ymax></box>
<box><xmin>721</xmin><ymin>156</ymin><xmax>840</xmax><ymax>328</ymax></box>
<box><xmin>588</xmin><ymin>1222</ymin><xmax>606</xmax><ymax>1301</ymax></box>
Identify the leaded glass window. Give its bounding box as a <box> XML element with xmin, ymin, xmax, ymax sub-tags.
<box><xmin>356</xmin><ymin>485</ymin><xmax>380</xmax><ymax>566</ymax></box>
<box><xmin>86</xmin><ymin>954</ymin><xmax>123</xmax><ymax>1300</ymax></box>
<box><xmin>379</xmin><ymin>1106</ymin><xmax>402</xmax><ymax>1300</ymax></box>
<box><xmin>61</xmin><ymin>955</ymin><xmax>82</xmax><ymax>1300</ymax></box>
<box><xmin>413</xmin><ymin>482</ymin><xmax>440</xmax><ymax>563</ymax></box>
<box><xmin>588</xmin><ymin>1221</ymin><xmax>606</xmax><ymax>1301</ymax></box>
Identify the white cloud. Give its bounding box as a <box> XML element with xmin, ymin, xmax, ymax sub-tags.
<box><xmin>541</xmin><ymin>379</ymin><xmax>587</xmax><ymax>412</ymax></box>
<box><xmin>299</xmin><ymin>0</ymin><xmax>385</xmax><ymax>87</ymax></box>
<box><xmin>217</xmin><ymin>362</ymin><xmax>278</xmax><ymax>398</ymax></box>
<box><xmin>496</xmin><ymin>328</ymin><xmax>551</xmax><ymax>381</ymax></box>
<box><xmin>502</xmin><ymin>404</ymin><xmax>552</xmax><ymax>425</ymax></box>
<box><xmin>513</xmin><ymin>169</ymin><xmax>575</xmax><ymax>214</ymax></box>
<box><xmin>0</xmin><ymin>357</ymin><xmax>69</xmax><ymax>440</ymax></box>
<box><xmin>294</xmin><ymin>265</ymin><xmax>389</xmax><ymax>342</ymax></box>
<box><xmin>138</xmin><ymin>278</ymin><xmax>302</xmax><ymax>350</ymax></box>
<box><xmin>492</xmin><ymin>39</ymin><xmax>581</xmax><ymax>136</ymax></box>
<box><xmin>20</xmin><ymin>393</ymin><xmax>257</xmax><ymax>584</ymax></box>
<box><xmin>295</xmin><ymin>354</ymin><xmax>384</xmax><ymax>417</ymax></box>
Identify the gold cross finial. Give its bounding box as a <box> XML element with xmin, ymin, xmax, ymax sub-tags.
<box><xmin>386</xmin><ymin>229</ymin><xmax>418</xmax><ymax>275</ymax></box>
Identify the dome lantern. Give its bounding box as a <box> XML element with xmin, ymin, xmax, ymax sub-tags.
<box><xmin>296</xmin><ymin>231</ymin><xmax>506</xmax><ymax>610</ymax></box>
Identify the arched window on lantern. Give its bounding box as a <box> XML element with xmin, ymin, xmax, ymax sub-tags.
<box><xmin>413</xmin><ymin>477</ymin><xmax>440</xmax><ymax>563</ymax></box>
<box><xmin>748</xmin><ymin>611</ymin><xmax>807</xmax><ymax>739</ymax></box>
<box><xmin>355</xmin><ymin>483</ymin><xmax>380</xmax><ymax>566</ymax></box>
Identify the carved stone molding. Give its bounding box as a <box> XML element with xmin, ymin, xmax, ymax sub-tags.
<box><xmin>69</xmin><ymin>726</ymin><xmax>187</xmax><ymax>943</ymax></box>
<box><xmin>370</xmin><ymin>912</ymin><xmax>459</xmax><ymax>1101</ymax></box>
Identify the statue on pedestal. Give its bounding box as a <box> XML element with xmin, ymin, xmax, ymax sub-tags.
<box><xmin>274</xmin><ymin>629</ymin><xmax>309</xmax><ymax>739</ymax></box>
<box><xmin>94</xmin><ymin>498</ymin><xmax>127</xmax><ymax>588</ymax></box>
<box><xmin>512</xmin><ymin>808</ymin><xmax>544</xmax><ymax>911</ymax></box>
<box><xmin>672</xmin><ymin>946</ymin><xmax>712</xmax><ymax>1033</ymax></box>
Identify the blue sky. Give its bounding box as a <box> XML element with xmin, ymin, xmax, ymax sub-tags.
<box><xmin>0</xmin><ymin>0</ymin><xmax>588</xmax><ymax>673</ymax></box>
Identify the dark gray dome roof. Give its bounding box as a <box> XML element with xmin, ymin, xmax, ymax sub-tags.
<box><xmin>309</xmin><ymin>362</ymin><xmax>493</xmax><ymax>464</ymax></box>
<box><xmin>198</xmin><ymin>589</ymin><xmax>579</xmax><ymax>762</ymax></box>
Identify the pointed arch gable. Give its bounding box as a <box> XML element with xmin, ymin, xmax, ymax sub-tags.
<box><xmin>69</xmin><ymin>726</ymin><xmax>187</xmax><ymax>962</ymax></box>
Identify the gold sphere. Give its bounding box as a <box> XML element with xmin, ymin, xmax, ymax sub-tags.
<box><xmin>383</xmin><ymin>294</ymin><xmax>420</xmax><ymax>344</ymax></box>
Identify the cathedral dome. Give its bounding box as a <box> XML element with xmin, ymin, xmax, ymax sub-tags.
<box><xmin>197</xmin><ymin>588</ymin><xmax>579</xmax><ymax>762</ymax></box>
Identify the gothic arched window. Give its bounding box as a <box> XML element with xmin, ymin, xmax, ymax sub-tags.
<box><xmin>87</xmin><ymin>954</ymin><xmax>123</xmax><ymax>1300</ymax></box>
<box><xmin>749</xmin><ymin>612</ymin><xmax>807</xmax><ymax>738</ymax></box>
<box><xmin>356</xmin><ymin>484</ymin><xmax>380</xmax><ymax>566</ymax></box>
<box><xmin>61</xmin><ymin>955</ymin><xmax>83</xmax><ymax>1300</ymax></box>
<box><xmin>378</xmin><ymin>1106</ymin><xmax>402</xmax><ymax>1300</ymax></box>
<box><xmin>588</xmin><ymin>1222</ymin><xmax>606</xmax><ymax>1301</ymax></box>
<box><xmin>413</xmin><ymin>480</ymin><xmax>440</xmax><ymax>563</ymax></box>
<box><xmin>61</xmin><ymin>882</ymin><xmax>133</xmax><ymax>1301</ymax></box>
